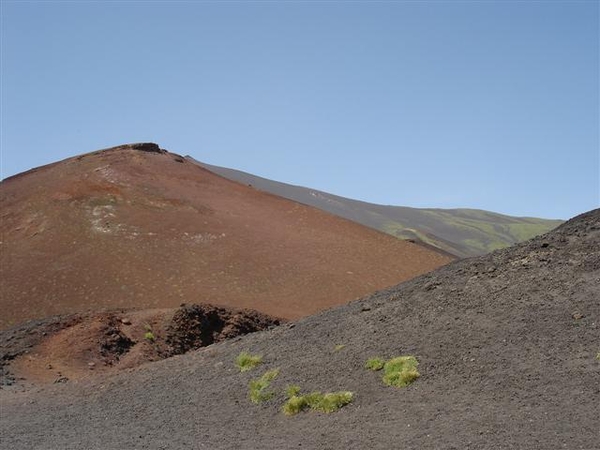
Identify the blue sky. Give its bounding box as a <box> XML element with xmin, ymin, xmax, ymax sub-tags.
<box><xmin>1</xmin><ymin>1</ymin><xmax>598</xmax><ymax>219</ymax></box>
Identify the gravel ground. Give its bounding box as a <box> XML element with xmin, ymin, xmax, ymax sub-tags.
<box><xmin>1</xmin><ymin>209</ymin><xmax>598</xmax><ymax>450</ymax></box>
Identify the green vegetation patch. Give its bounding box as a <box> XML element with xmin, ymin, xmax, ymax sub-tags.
<box><xmin>507</xmin><ymin>222</ymin><xmax>561</xmax><ymax>242</ymax></box>
<box><xmin>382</xmin><ymin>356</ymin><xmax>420</xmax><ymax>387</ymax></box>
<box><xmin>249</xmin><ymin>369</ymin><xmax>280</xmax><ymax>404</ymax></box>
<box><xmin>285</xmin><ymin>384</ymin><xmax>302</xmax><ymax>397</ymax></box>
<box><xmin>365</xmin><ymin>357</ymin><xmax>385</xmax><ymax>371</ymax></box>
<box><xmin>283</xmin><ymin>393</ymin><xmax>309</xmax><ymax>416</ymax></box>
<box><xmin>143</xmin><ymin>323</ymin><xmax>156</xmax><ymax>342</ymax></box>
<box><xmin>144</xmin><ymin>331</ymin><xmax>156</xmax><ymax>342</ymax></box>
<box><xmin>309</xmin><ymin>391</ymin><xmax>354</xmax><ymax>413</ymax></box>
<box><xmin>283</xmin><ymin>386</ymin><xmax>353</xmax><ymax>416</ymax></box>
<box><xmin>236</xmin><ymin>351</ymin><xmax>263</xmax><ymax>372</ymax></box>
<box><xmin>366</xmin><ymin>355</ymin><xmax>420</xmax><ymax>387</ymax></box>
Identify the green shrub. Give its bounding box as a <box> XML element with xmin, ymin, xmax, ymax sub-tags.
<box><xmin>236</xmin><ymin>351</ymin><xmax>263</xmax><ymax>372</ymax></box>
<box><xmin>282</xmin><ymin>387</ymin><xmax>353</xmax><ymax>415</ymax></box>
<box><xmin>283</xmin><ymin>394</ymin><xmax>308</xmax><ymax>415</ymax></box>
<box><xmin>382</xmin><ymin>356</ymin><xmax>420</xmax><ymax>387</ymax></box>
<box><xmin>249</xmin><ymin>369</ymin><xmax>279</xmax><ymax>403</ymax></box>
<box><xmin>308</xmin><ymin>391</ymin><xmax>354</xmax><ymax>413</ymax></box>
<box><xmin>285</xmin><ymin>384</ymin><xmax>302</xmax><ymax>397</ymax></box>
<box><xmin>144</xmin><ymin>331</ymin><xmax>155</xmax><ymax>342</ymax></box>
<box><xmin>365</xmin><ymin>357</ymin><xmax>385</xmax><ymax>371</ymax></box>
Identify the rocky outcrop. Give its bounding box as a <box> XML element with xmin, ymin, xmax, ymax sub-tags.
<box><xmin>121</xmin><ymin>142</ymin><xmax>164</xmax><ymax>153</ymax></box>
<box><xmin>165</xmin><ymin>303</ymin><xmax>282</xmax><ymax>356</ymax></box>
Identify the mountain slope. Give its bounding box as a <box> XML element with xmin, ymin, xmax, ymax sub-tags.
<box><xmin>1</xmin><ymin>209</ymin><xmax>597</xmax><ymax>449</ymax></box>
<box><xmin>191</xmin><ymin>158</ymin><xmax>563</xmax><ymax>258</ymax></box>
<box><xmin>0</xmin><ymin>143</ymin><xmax>451</xmax><ymax>329</ymax></box>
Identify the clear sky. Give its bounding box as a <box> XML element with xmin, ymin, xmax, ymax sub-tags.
<box><xmin>1</xmin><ymin>1</ymin><xmax>598</xmax><ymax>220</ymax></box>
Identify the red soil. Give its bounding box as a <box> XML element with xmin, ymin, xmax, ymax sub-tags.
<box><xmin>7</xmin><ymin>304</ymin><xmax>281</xmax><ymax>386</ymax></box>
<box><xmin>0</xmin><ymin>143</ymin><xmax>452</xmax><ymax>329</ymax></box>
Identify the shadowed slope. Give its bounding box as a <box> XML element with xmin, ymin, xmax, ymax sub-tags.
<box><xmin>192</xmin><ymin>158</ymin><xmax>563</xmax><ymax>257</ymax></box>
<box><xmin>1</xmin><ymin>209</ymin><xmax>596</xmax><ymax>449</ymax></box>
<box><xmin>0</xmin><ymin>144</ymin><xmax>452</xmax><ymax>329</ymax></box>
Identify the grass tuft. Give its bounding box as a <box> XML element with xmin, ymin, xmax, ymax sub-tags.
<box><xmin>283</xmin><ymin>394</ymin><xmax>308</xmax><ymax>415</ymax></box>
<box><xmin>144</xmin><ymin>331</ymin><xmax>155</xmax><ymax>342</ymax></box>
<box><xmin>249</xmin><ymin>369</ymin><xmax>279</xmax><ymax>404</ymax></box>
<box><xmin>382</xmin><ymin>356</ymin><xmax>420</xmax><ymax>387</ymax></box>
<box><xmin>283</xmin><ymin>387</ymin><xmax>353</xmax><ymax>416</ymax></box>
<box><xmin>308</xmin><ymin>391</ymin><xmax>354</xmax><ymax>413</ymax></box>
<box><xmin>365</xmin><ymin>357</ymin><xmax>385</xmax><ymax>371</ymax></box>
<box><xmin>236</xmin><ymin>351</ymin><xmax>263</xmax><ymax>372</ymax></box>
<box><xmin>285</xmin><ymin>384</ymin><xmax>302</xmax><ymax>398</ymax></box>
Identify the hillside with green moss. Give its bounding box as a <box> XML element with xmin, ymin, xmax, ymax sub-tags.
<box><xmin>370</xmin><ymin>207</ymin><xmax>563</xmax><ymax>257</ymax></box>
<box><xmin>191</xmin><ymin>158</ymin><xmax>562</xmax><ymax>258</ymax></box>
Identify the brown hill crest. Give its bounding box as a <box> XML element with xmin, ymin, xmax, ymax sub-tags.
<box><xmin>0</xmin><ymin>143</ymin><xmax>452</xmax><ymax>329</ymax></box>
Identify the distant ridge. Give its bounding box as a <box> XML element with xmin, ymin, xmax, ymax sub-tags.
<box><xmin>189</xmin><ymin>157</ymin><xmax>563</xmax><ymax>257</ymax></box>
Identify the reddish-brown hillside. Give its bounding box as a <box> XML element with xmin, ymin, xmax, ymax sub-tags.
<box><xmin>0</xmin><ymin>143</ymin><xmax>452</xmax><ymax>329</ymax></box>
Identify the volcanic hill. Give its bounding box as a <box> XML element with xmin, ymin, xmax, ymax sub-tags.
<box><xmin>192</xmin><ymin>158</ymin><xmax>563</xmax><ymax>258</ymax></box>
<box><xmin>1</xmin><ymin>209</ymin><xmax>597</xmax><ymax>449</ymax></box>
<box><xmin>0</xmin><ymin>143</ymin><xmax>452</xmax><ymax>329</ymax></box>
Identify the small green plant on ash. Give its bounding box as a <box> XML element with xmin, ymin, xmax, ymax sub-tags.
<box><xmin>366</xmin><ymin>355</ymin><xmax>420</xmax><ymax>387</ymax></box>
<box><xmin>382</xmin><ymin>356</ymin><xmax>420</xmax><ymax>387</ymax></box>
<box><xmin>285</xmin><ymin>384</ymin><xmax>302</xmax><ymax>397</ymax></box>
<box><xmin>143</xmin><ymin>323</ymin><xmax>156</xmax><ymax>342</ymax></box>
<box><xmin>365</xmin><ymin>357</ymin><xmax>385</xmax><ymax>371</ymax></box>
<box><xmin>282</xmin><ymin>385</ymin><xmax>353</xmax><ymax>416</ymax></box>
<box><xmin>283</xmin><ymin>393</ymin><xmax>308</xmax><ymax>416</ymax></box>
<box><xmin>309</xmin><ymin>391</ymin><xmax>354</xmax><ymax>413</ymax></box>
<box><xmin>334</xmin><ymin>344</ymin><xmax>346</xmax><ymax>352</ymax></box>
<box><xmin>236</xmin><ymin>351</ymin><xmax>263</xmax><ymax>372</ymax></box>
<box><xmin>249</xmin><ymin>369</ymin><xmax>280</xmax><ymax>404</ymax></box>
